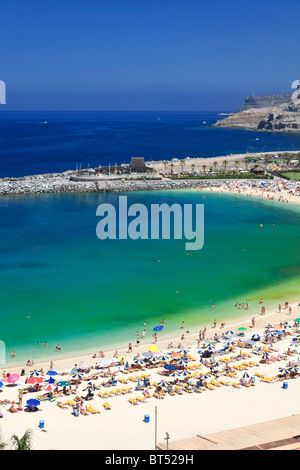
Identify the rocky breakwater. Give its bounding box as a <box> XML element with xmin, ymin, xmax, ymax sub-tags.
<box><xmin>0</xmin><ymin>171</ymin><xmax>98</xmax><ymax>196</ymax></box>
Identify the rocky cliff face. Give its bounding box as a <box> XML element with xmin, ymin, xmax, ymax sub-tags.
<box><xmin>213</xmin><ymin>86</ymin><xmax>300</xmax><ymax>132</ymax></box>
<box><xmin>238</xmin><ymin>94</ymin><xmax>291</xmax><ymax>112</ymax></box>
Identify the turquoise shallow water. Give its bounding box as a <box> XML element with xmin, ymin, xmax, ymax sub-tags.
<box><xmin>1</xmin><ymin>190</ymin><xmax>300</xmax><ymax>366</ymax></box>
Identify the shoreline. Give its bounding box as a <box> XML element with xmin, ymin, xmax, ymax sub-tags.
<box><xmin>3</xmin><ymin>296</ymin><xmax>300</xmax><ymax>376</ymax></box>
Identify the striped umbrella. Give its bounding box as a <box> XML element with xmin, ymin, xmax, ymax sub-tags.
<box><xmin>177</xmin><ymin>349</ymin><xmax>189</xmax><ymax>355</ymax></box>
<box><xmin>288</xmin><ymin>365</ymin><xmax>300</xmax><ymax>373</ymax></box>
<box><xmin>177</xmin><ymin>370</ymin><xmax>192</xmax><ymax>377</ymax></box>
<box><xmin>242</xmin><ymin>372</ymin><xmax>250</xmax><ymax>380</ymax></box>
<box><xmin>225</xmin><ymin>330</ymin><xmax>234</xmax><ymax>335</ymax></box>
<box><xmin>44</xmin><ymin>383</ymin><xmax>56</xmax><ymax>391</ymax></box>
<box><xmin>71</xmin><ymin>373</ymin><xmax>84</xmax><ymax>380</ymax></box>
<box><xmin>198</xmin><ymin>372</ymin><xmax>211</xmax><ymax>379</ymax></box>
<box><xmin>169</xmin><ymin>371</ymin><xmax>182</xmax><ymax>377</ymax></box>
<box><xmin>251</xmin><ymin>334</ymin><xmax>261</xmax><ymax>341</ymax></box>
<box><xmin>176</xmin><ymin>359</ymin><xmax>189</xmax><ymax>365</ymax></box>
<box><xmin>133</xmin><ymin>359</ymin><xmax>145</xmax><ymax>366</ymax></box>
<box><xmin>149</xmin><ymin>357</ymin><xmax>160</xmax><ymax>364</ymax></box>
<box><xmin>157</xmin><ymin>380</ymin><xmax>168</xmax><ymax>387</ymax></box>
<box><xmin>83</xmin><ymin>382</ymin><xmax>97</xmax><ymax>392</ymax></box>
<box><xmin>156</xmin><ymin>355</ymin><xmax>170</xmax><ymax>362</ymax></box>
<box><xmin>278</xmin><ymin>368</ymin><xmax>289</xmax><ymax>375</ymax></box>
<box><xmin>261</xmin><ymin>352</ymin><xmax>269</xmax><ymax>360</ymax></box>
<box><xmin>29</xmin><ymin>370</ymin><xmax>42</xmax><ymax>377</ymax></box>
<box><xmin>203</xmin><ymin>343</ymin><xmax>215</xmax><ymax>351</ymax></box>
<box><xmin>209</xmin><ymin>361</ymin><xmax>220</xmax><ymax>368</ymax></box>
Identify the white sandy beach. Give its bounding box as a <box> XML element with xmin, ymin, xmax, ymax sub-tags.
<box><xmin>1</xmin><ymin>299</ymin><xmax>300</xmax><ymax>450</ymax></box>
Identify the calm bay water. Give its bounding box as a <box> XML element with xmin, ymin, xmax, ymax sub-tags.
<box><xmin>1</xmin><ymin>189</ymin><xmax>300</xmax><ymax>365</ymax></box>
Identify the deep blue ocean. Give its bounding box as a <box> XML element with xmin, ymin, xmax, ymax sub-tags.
<box><xmin>0</xmin><ymin>110</ymin><xmax>300</xmax><ymax>178</ymax></box>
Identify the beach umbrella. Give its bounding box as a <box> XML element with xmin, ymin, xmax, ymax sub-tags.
<box><xmin>57</xmin><ymin>381</ymin><xmax>70</xmax><ymax>387</ymax></box>
<box><xmin>149</xmin><ymin>357</ymin><xmax>160</xmax><ymax>364</ymax></box>
<box><xmin>288</xmin><ymin>366</ymin><xmax>300</xmax><ymax>373</ymax></box>
<box><xmin>178</xmin><ymin>370</ymin><xmax>192</xmax><ymax>377</ymax></box>
<box><xmin>71</xmin><ymin>373</ymin><xmax>84</xmax><ymax>380</ymax></box>
<box><xmin>177</xmin><ymin>349</ymin><xmax>189</xmax><ymax>355</ymax></box>
<box><xmin>278</xmin><ymin>368</ymin><xmax>289</xmax><ymax>375</ymax></box>
<box><xmin>242</xmin><ymin>372</ymin><xmax>250</xmax><ymax>380</ymax></box>
<box><xmin>197</xmin><ymin>372</ymin><xmax>211</xmax><ymax>379</ymax></box>
<box><xmin>225</xmin><ymin>330</ymin><xmax>235</xmax><ymax>336</ymax></box>
<box><xmin>203</xmin><ymin>343</ymin><xmax>215</xmax><ymax>351</ymax></box>
<box><xmin>156</xmin><ymin>355</ymin><xmax>170</xmax><ymax>361</ymax></box>
<box><xmin>209</xmin><ymin>361</ymin><xmax>220</xmax><ymax>368</ymax></box>
<box><xmin>46</xmin><ymin>370</ymin><xmax>58</xmax><ymax>376</ymax></box>
<box><xmin>44</xmin><ymin>383</ymin><xmax>57</xmax><ymax>391</ymax></box>
<box><xmin>251</xmin><ymin>334</ymin><xmax>261</xmax><ymax>341</ymax></box>
<box><xmin>142</xmin><ymin>352</ymin><xmax>153</xmax><ymax>358</ymax></box>
<box><xmin>295</xmin><ymin>318</ymin><xmax>300</xmax><ymax>323</ymax></box>
<box><xmin>164</xmin><ymin>364</ymin><xmax>178</xmax><ymax>371</ymax></box>
<box><xmin>238</xmin><ymin>327</ymin><xmax>247</xmax><ymax>331</ymax></box>
<box><xmin>149</xmin><ymin>345</ymin><xmax>159</xmax><ymax>353</ymax></box>
<box><xmin>7</xmin><ymin>374</ymin><xmax>20</xmax><ymax>384</ymax></box>
<box><xmin>157</xmin><ymin>380</ymin><xmax>168</xmax><ymax>387</ymax></box>
<box><xmin>176</xmin><ymin>359</ymin><xmax>189</xmax><ymax>365</ymax></box>
<box><xmin>26</xmin><ymin>398</ymin><xmax>40</xmax><ymax>407</ymax></box>
<box><xmin>83</xmin><ymin>382</ymin><xmax>97</xmax><ymax>392</ymax></box>
<box><xmin>0</xmin><ymin>381</ymin><xmax>3</xmax><ymax>389</ymax></box>
<box><xmin>27</xmin><ymin>376</ymin><xmax>43</xmax><ymax>385</ymax></box>
<box><xmin>29</xmin><ymin>370</ymin><xmax>42</xmax><ymax>377</ymax></box>
<box><xmin>133</xmin><ymin>359</ymin><xmax>145</xmax><ymax>366</ymax></box>
<box><xmin>99</xmin><ymin>359</ymin><xmax>119</xmax><ymax>367</ymax></box>
<box><xmin>171</xmin><ymin>352</ymin><xmax>182</xmax><ymax>358</ymax></box>
<box><xmin>169</xmin><ymin>371</ymin><xmax>182</xmax><ymax>377</ymax></box>
<box><xmin>261</xmin><ymin>352</ymin><xmax>269</xmax><ymax>360</ymax></box>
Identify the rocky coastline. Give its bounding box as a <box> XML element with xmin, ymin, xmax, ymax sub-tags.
<box><xmin>0</xmin><ymin>170</ymin><xmax>270</xmax><ymax>196</ymax></box>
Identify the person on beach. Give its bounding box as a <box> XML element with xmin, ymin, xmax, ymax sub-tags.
<box><xmin>278</xmin><ymin>304</ymin><xmax>282</xmax><ymax>313</ymax></box>
<box><xmin>213</xmin><ymin>319</ymin><xmax>217</xmax><ymax>328</ymax></box>
<box><xmin>251</xmin><ymin>317</ymin><xmax>256</xmax><ymax>328</ymax></box>
<box><xmin>128</xmin><ymin>343</ymin><xmax>132</xmax><ymax>353</ymax></box>
<box><xmin>181</xmin><ymin>321</ymin><xmax>184</xmax><ymax>329</ymax></box>
<box><xmin>142</xmin><ymin>330</ymin><xmax>145</xmax><ymax>339</ymax></box>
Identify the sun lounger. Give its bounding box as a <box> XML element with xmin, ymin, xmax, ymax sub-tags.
<box><xmin>103</xmin><ymin>402</ymin><xmax>111</xmax><ymax>410</ymax></box>
<box><xmin>219</xmin><ymin>379</ymin><xmax>230</xmax><ymax>386</ymax></box>
<box><xmin>136</xmin><ymin>396</ymin><xmax>148</xmax><ymax>403</ymax></box>
<box><xmin>57</xmin><ymin>401</ymin><xmax>69</xmax><ymax>409</ymax></box>
<box><xmin>129</xmin><ymin>398</ymin><xmax>138</xmax><ymax>405</ymax></box>
<box><xmin>231</xmin><ymin>382</ymin><xmax>242</xmax><ymax>388</ymax></box>
<box><xmin>210</xmin><ymin>379</ymin><xmax>222</xmax><ymax>387</ymax></box>
<box><xmin>86</xmin><ymin>404</ymin><xmax>100</xmax><ymax>414</ymax></box>
<box><xmin>204</xmin><ymin>382</ymin><xmax>215</xmax><ymax>390</ymax></box>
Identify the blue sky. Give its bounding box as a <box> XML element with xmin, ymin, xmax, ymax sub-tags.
<box><xmin>1</xmin><ymin>0</ymin><xmax>300</xmax><ymax>110</ymax></box>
